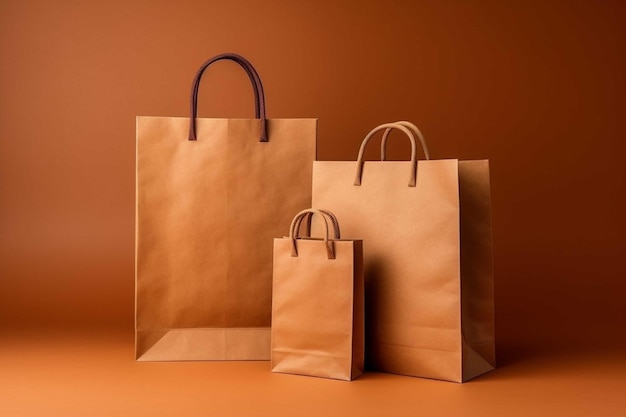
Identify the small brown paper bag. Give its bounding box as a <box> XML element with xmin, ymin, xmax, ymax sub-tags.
<box><xmin>271</xmin><ymin>209</ymin><xmax>364</xmax><ymax>381</ymax></box>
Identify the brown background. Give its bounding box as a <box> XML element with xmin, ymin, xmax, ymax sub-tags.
<box><xmin>1</xmin><ymin>0</ymin><xmax>625</xmax><ymax>415</ymax></box>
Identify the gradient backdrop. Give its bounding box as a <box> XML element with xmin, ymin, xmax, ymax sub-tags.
<box><xmin>1</xmin><ymin>0</ymin><xmax>625</xmax><ymax>382</ymax></box>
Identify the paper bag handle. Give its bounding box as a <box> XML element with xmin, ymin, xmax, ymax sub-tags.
<box><xmin>289</xmin><ymin>209</ymin><xmax>340</xmax><ymax>260</ymax></box>
<box><xmin>188</xmin><ymin>53</ymin><xmax>268</xmax><ymax>142</ymax></box>
<box><xmin>381</xmin><ymin>121</ymin><xmax>430</xmax><ymax>161</ymax></box>
<box><xmin>292</xmin><ymin>209</ymin><xmax>341</xmax><ymax>240</ymax></box>
<box><xmin>354</xmin><ymin>123</ymin><xmax>418</xmax><ymax>187</ymax></box>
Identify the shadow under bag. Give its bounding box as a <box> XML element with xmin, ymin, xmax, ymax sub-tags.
<box><xmin>135</xmin><ymin>53</ymin><xmax>317</xmax><ymax>361</ymax></box>
<box><xmin>312</xmin><ymin>122</ymin><xmax>495</xmax><ymax>382</ymax></box>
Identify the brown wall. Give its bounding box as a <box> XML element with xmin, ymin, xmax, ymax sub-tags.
<box><xmin>1</xmin><ymin>0</ymin><xmax>625</xmax><ymax>356</ymax></box>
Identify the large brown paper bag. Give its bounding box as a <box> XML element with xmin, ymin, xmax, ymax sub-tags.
<box><xmin>271</xmin><ymin>209</ymin><xmax>364</xmax><ymax>381</ymax></box>
<box><xmin>135</xmin><ymin>53</ymin><xmax>317</xmax><ymax>361</ymax></box>
<box><xmin>312</xmin><ymin>122</ymin><xmax>495</xmax><ymax>382</ymax></box>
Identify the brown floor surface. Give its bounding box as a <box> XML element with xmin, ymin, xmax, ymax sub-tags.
<box><xmin>1</xmin><ymin>329</ymin><xmax>624</xmax><ymax>417</ymax></box>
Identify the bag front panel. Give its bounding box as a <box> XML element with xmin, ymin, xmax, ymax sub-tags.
<box><xmin>271</xmin><ymin>239</ymin><xmax>360</xmax><ymax>380</ymax></box>
<box><xmin>312</xmin><ymin>159</ymin><xmax>462</xmax><ymax>380</ymax></box>
<box><xmin>135</xmin><ymin>116</ymin><xmax>316</xmax><ymax>360</ymax></box>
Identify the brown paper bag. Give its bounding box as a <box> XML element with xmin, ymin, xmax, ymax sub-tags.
<box><xmin>135</xmin><ymin>53</ymin><xmax>317</xmax><ymax>361</ymax></box>
<box><xmin>312</xmin><ymin>122</ymin><xmax>495</xmax><ymax>382</ymax></box>
<box><xmin>271</xmin><ymin>209</ymin><xmax>364</xmax><ymax>381</ymax></box>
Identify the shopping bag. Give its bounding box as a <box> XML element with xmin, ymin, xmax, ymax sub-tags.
<box><xmin>312</xmin><ymin>121</ymin><xmax>494</xmax><ymax>382</ymax></box>
<box><xmin>135</xmin><ymin>53</ymin><xmax>317</xmax><ymax>361</ymax></box>
<box><xmin>271</xmin><ymin>209</ymin><xmax>364</xmax><ymax>380</ymax></box>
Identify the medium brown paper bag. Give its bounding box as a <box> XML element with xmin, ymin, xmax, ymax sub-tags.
<box><xmin>312</xmin><ymin>122</ymin><xmax>495</xmax><ymax>382</ymax></box>
<box><xmin>271</xmin><ymin>209</ymin><xmax>364</xmax><ymax>381</ymax></box>
<box><xmin>135</xmin><ymin>53</ymin><xmax>317</xmax><ymax>361</ymax></box>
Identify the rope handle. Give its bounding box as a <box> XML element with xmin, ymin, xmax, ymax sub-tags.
<box><xmin>354</xmin><ymin>123</ymin><xmax>418</xmax><ymax>187</ymax></box>
<box><xmin>288</xmin><ymin>209</ymin><xmax>341</xmax><ymax>260</ymax></box>
<box><xmin>380</xmin><ymin>121</ymin><xmax>430</xmax><ymax>161</ymax></box>
<box><xmin>188</xmin><ymin>53</ymin><xmax>268</xmax><ymax>142</ymax></box>
<box><xmin>291</xmin><ymin>209</ymin><xmax>341</xmax><ymax>240</ymax></box>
